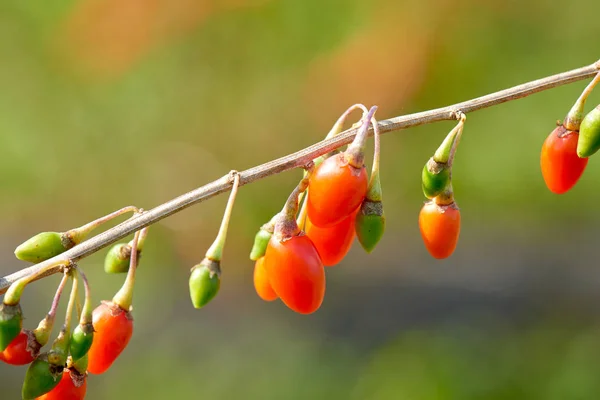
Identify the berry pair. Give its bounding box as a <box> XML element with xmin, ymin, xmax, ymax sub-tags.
<box><xmin>541</xmin><ymin>73</ymin><xmax>600</xmax><ymax>194</ymax></box>
<box><xmin>250</xmin><ymin>105</ymin><xmax>385</xmax><ymax>314</ymax></box>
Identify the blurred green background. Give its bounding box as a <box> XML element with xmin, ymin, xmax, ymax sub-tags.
<box><xmin>1</xmin><ymin>0</ymin><xmax>600</xmax><ymax>398</ymax></box>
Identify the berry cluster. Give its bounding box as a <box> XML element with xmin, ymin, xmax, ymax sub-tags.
<box><xmin>2</xmin><ymin>69</ymin><xmax>599</xmax><ymax>398</ymax></box>
<box><xmin>2</xmin><ymin>208</ymin><xmax>147</xmax><ymax>399</ymax></box>
<box><xmin>541</xmin><ymin>73</ymin><xmax>600</xmax><ymax>194</ymax></box>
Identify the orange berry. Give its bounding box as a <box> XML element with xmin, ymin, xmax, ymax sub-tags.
<box><xmin>540</xmin><ymin>125</ymin><xmax>588</xmax><ymax>194</ymax></box>
<box><xmin>419</xmin><ymin>200</ymin><xmax>461</xmax><ymax>259</ymax></box>
<box><xmin>307</xmin><ymin>154</ymin><xmax>368</xmax><ymax>228</ymax></box>
<box><xmin>36</xmin><ymin>369</ymin><xmax>87</xmax><ymax>400</ymax></box>
<box><xmin>253</xmin><ymin>257</ymin><xmax>278</xmax><ymax>302</ymax></box>
<box><xmin>0</xmin><ymin>331</ymin><xmax>35</xmax><ymax>366</ymax></box>
<box><xmin>305</xmin><ymin>211</ymin><xmax>357</xmax><ymax>267</ymax></box>
<box><xmin>87</xmin><ymin>301</ymin><xmax>133</xmax><ymax>374</ymax></box>
<box><xmin>263</xmin><ymin>235</ymin><xmax>325</xmax><ymax>314</ymax></box>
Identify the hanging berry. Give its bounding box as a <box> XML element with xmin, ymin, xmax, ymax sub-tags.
<box><xmin>306</xmin><ymin>106</ymin><xmax>378</xmax><ymax>227</ymax></box>
<box><xmin>0</xmin><ymin>331</ymin><xmax>34</xmax><ymax>366</ymax></box>
<box><xmin>249</xmin><ymin>216</ymin><xmax>276</xmax><ymax>261</ymax></box>
<box><xmin>421</xmin><ymin>115</ymin><xmax>465</xmax><ymax>199</ymax></box>
<box><xmin>419</xmin><ymin>190</ymin><xmax>461</xmax><ymax>260</ymax></box>
<box><xmin>69</xmin><ymin>269</ymin><xmax>94</xmax><ymax>362</ymax></box>
<box><xmin>104</xmin><ymin>227</ymin><xmax>149</xmax><ymax>274</ymax></box>
<box><xmin>23</xmin><ymin>270</ymin><xmax>79</xmax><ymax>399</ymax></box>
<box><xmin>355</xmin><ymin>114</ymin><xmax>385</xmax><ymax>253</ymax></box>
<box><xmin>189</xmin><ymin>172</ymin><xmax>241</xmax><ymax>309</ymax></box>
<box><xmin>87</xmin><ymin>228</ymin><xmax>143</xmax><ymax>374</ymax></box>
<box><xmin>1</xmin><ymin>272</ymin><xmax>71</xmax><ymax>366</ymax></box>
<box><xmin>14</xmin><ymin>206</ymin><xmax>138</xmax><ymax>263</ymax></box>
<box><xmin>418</xmin><ymin>113</ymin><xmax>465</xmax><ymax>259</ymax></box>
<box><xmin>263</xmin><ymin>169</ymin><xmax>325</xmax><ymax>314</ymax></box>
<box><xmin>578</xmin><ymin>104</ymin><xmax>600</xmax><ymax>157</ymax></box>
<box><xmin>0</xmin><ymin>302</ymin><xmax>22</xmax><ymax>352</ymax></box>
<box><xmin>541</xmin><ymin>73</ymin><xmax>599</xmax><ymax>193</ymax></box>
<box><xmin>253</xmin><ymin>257</ymin><xmax>278</xmax><ymax>302</ymax></box>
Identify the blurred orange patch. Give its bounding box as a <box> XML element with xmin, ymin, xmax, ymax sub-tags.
<box><xmin>56</xmin><ymin>0</ymin><xmax>271</xmax><ymax>81</ymax></box>
<box><xmin>303</xmin><ymin>2</ymin><xmax>452</xmax><ymax>127</ymax></box>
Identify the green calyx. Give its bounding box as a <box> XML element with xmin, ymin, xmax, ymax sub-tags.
<box><xmin>104</xmin><ymin>243</ymin><xmax>133</xmax><ymax>273</ymax></box>
<box><xmin>189</xmin><ymin>259</ymin><xmax>221</xmax><ymax>309</ymax></box>
<box><xmin>14</xmin><ymin>232</ymin><xmax>68</xmax><ymax>263</ymax></box>
<box><xmin>69</xmin><ymin>323</ymin><xmax>94</xmax><ymax>362</ymax></box>
<box><xmin>249</xmin><ymin>221</ymin><xmax>275</xmax><ymax>261</ymax></box>
<box><xmin>422</xmin><ymin>158</ymin><xmax>451</xmax><ymax>199</ymax></box>
<box><xmin>355</xmin><ymin>200</ymin><xmax>386</xmax><ymax>253</ymax></box>
<box><xmin>22</xmin><ymin>355</ymin><xmax>64</xmax><ymax>400</ymax></box>
<box><xmin>577</xmin><ymin>105</ymin><xmax>600</xmax><ymax>158</ymax></box>
<box><xmin>70</xmin><ymin>354</ymin><xmax>89</xmax><ymax>376</ymax></box>
<box><xmin>0</xmin><ymin>303</ymin><xmax>23</xmax><ymax>351</ymax></box>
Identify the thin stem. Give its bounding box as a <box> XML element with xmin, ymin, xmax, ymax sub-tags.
<box><xmin>575</xmin><ymin>72</ymin><xmax>600</xmax><ymax>109</ymax></box>
<box><xmin>33</xmin><ymin>271</ymin><xmax>70</xmax><ymax>346</ymax></box>
<box><xmin>112</xmin><ymin>230</ymin><xmax>141</xmax><ymax>311</ymax></box>
<box><xmin>47</xmin><ymin>273</ymin><xmax>70</xmax><ymax>323</ymax></box>
<box><xmin>371</xmin><ymin>116</ymin><xmax>381</xmax><ymax>178</ymax></box>
<box><xmin>345</xmin><ymin>106</ymin><xmax>379</xmax><ymax>168</ymax></box>
<box><xmin>76</xmin><ymin>267</ymin><xmax>93</xmax><ymax>326</ymax></box>
<box><xmin>365</xmin><ymin>116</ymin><xmax>383</xmax><ymax>202</ymax></box>
<box><xmin>3</xmin><ymin>260</ymin><xmax>66</xmax><ymax>305</ymax></box>
<box><xmin>135</xmin><ymin>226</ymin><xmax>150</xmax><ymax>251</ymax></box>
<box><xmin>64</xmin><ymin>271</ymin><xmax>79</xmax><ymax>333</ymax></box>
<box><xmin>206</xmin><ymin>171</ymin><xmax>241</xmax><ymax>261</ymax></box>
<box><xmin>325</xmin><ymin>104</ymin><xmax>368</xmax><ymax>140</ymax></box>
<box><xmin>68</xmin><ymin>205</ymin><xmax>139</xmax><ymax>244</ymax></box>
<box><xmin>296</xmin><ymin>190</ymin><xmax>309</xmax><ymax>230</ymax></box>
<box><xmin>447</xmin><ymin>112</ymin><xmax>467</xmax><ymax>168</ymax></box>
<box><xmin>1</xmin><ymin>59</ymin><xmax>599</xmax><ymax>294</ymax></box>
<box><xmin>564</xmin><ymin>72</ymin><xmax>600</xmax><ymax>130</ymax></box>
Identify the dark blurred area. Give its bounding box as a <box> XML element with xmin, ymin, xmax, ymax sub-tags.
<box><xmin>1</xmin><ymin>0</ymin><xmax>600</xmax><ymax>398</ymax></box>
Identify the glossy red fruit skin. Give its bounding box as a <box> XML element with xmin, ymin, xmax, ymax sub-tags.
<box><xmin>87</xmin><ymin>301</ymin><xmax>133</xmax><ymax>375</ymax></box>
<box><xmin>307</xmin><ymin>154</ymin><xmax>368</xmax><ymax>228</ymax></box>
<box><xmin>253</xmin><ymin>257</ymin><xmax>278</xmax><ymax>302</ymax></box>
<box><xmin>419</xmin><ymin>201</ymin><xmax>461</xmax><ymax>259</ymax></box>
<box><xmin>540</xmin><ymin>125</ymin><xmax>588</xmax><ymax>194</ymax></box>
<box><xmin>263</xmin><ymin>235</ymin><xmax>325</xmax><ymax>314</ymax></box>
<box><xmin>305</xmin><ymin>211</ymin><xmax>357</xmax><ymax>267</ymax></box>
<box><xmin>36</xmin><ymin>369</ymin><xmax>87</xmax><ymax>400</ymax></box>
<box><xmin>0</xmin><ymin>331</ymin><xmax>35</xmax><ymax>365</ymax></box>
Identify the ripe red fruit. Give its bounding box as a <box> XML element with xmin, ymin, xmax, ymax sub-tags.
<box><xmin>540</xmin><ymin>125</ymin><xmax>588</xmax><ymax>194</ymax></box>
<box><xmin>253</xmin><ymin>257</ymin><xmax>278</xmax><ymax>302</ymax></box>
<box><xmin>305</xmin><ymin>210</ymin><xmax>357</xmax><ymax>267</ymax></box>
<box><xmin>307</xmin><ymin>153</ymin><xmax>368</xmax><ymax>228</ymax></box>
<box><xmin>0</xmin><ymin>331</ymin><xmax>35</xmax><ymax>365</ymax></box>
<box><xmin>419</xmin><ymin>200</ymin><xmax>461</xmax><ymax>259</ymax></box>
<box><xmin>36</xmin><ymin>369</ymin><xmax>87</xmax><ymax>400</ymax></box>
<box><xmin>87</xmin><ymin>301</ymin><xmax>133</xmax><ymax>374</ymax></box>
<box><xmin>263</xmin><ymin>235</ymin><xmax>325</xmax><ymax>314</ymax></box>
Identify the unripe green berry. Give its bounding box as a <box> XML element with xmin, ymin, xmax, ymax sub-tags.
<box><xmin>189</xmin><ymin>259</ymin><xmax>221</xmax><ymax>309</ymax></box>
<box><xmin>0</xmin><ymin>303</ymin><xmax>22</xmax><ymax>351</ymax></box>
<box><xmin>577</xmin><ymin>105</ymin><xmax>600</xmax><ymax>158</ymax></box>
<box><xmin>250</xmin><ymin>226</ymin><xmax>273</xmax><ymax>261</ymax></box>
<box><xmin>14</xmin><ymin>232</ymin><xmax>69</xmax><ymax>263</ymax></box>
<box><xmin>22</xmin><ymin>355</ymin><xmax>63</xmax><ymax>399</ymax></box>
<box><xmin>69</xmin><ymin>323</ymin><xmax>94</xmax><ymax>361</ymax></box>
<box><xmin>422</xmin><ymin>159</ymin><xmax>450</xmax><ymax>199</ymax></box>
<box><xmin>355</xmin><ymin>200</ymin><xmax>385</xmax><ymax>253</ymax></box>
<box><xmin>104</xmin><ymin>243</ymin><xmax>132</xmax><ymax>273</ymax></box>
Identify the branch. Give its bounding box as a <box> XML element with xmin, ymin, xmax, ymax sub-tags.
<box><xmin>1</xmin><ymin>59</ymin><xmax>599</xmax><ymax>295</ymax></box>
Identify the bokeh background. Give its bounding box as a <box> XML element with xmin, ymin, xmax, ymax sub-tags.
<box><xmin>1</xmin><ymin>0</ymin><xmax>600</xmax><ymax>398</ymax></box>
